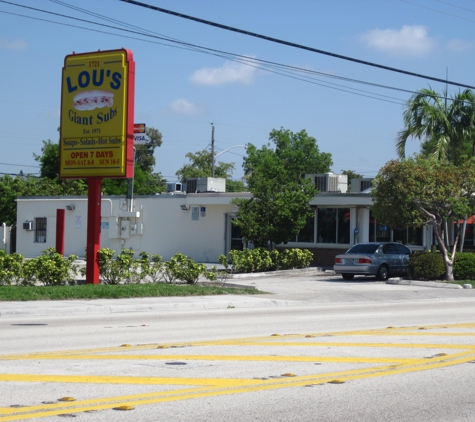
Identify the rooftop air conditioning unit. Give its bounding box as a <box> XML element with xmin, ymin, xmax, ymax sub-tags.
<box><xmin>351</xmin><ymin>178</ymin><xmax>374</xmax><ymax>193</ymax></box>
<box><xmin>167</xmin><ymin>182</ymin><xmax>185</xmax><ymax>193</ymax></box>
<box><xmin>312</xmin><ymin>173</ymin><xmax>347</xmax><ymax>193</ymax></box>
<box><xmin>186</xmin><ymin>177</ymin><xmax>226</xmax><ymax>193</ymax></box>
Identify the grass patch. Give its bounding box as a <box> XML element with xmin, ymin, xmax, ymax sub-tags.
<box><xmin>0</xmin><ymin>283</ymin><xmax>263</xmax><ymax>302</ymax></box>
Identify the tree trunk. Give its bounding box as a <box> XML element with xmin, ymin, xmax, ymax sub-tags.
<box><xmin>433</xmin><ymin>223</ymin><xmax>454</xmax><ymax>281</ymax></box>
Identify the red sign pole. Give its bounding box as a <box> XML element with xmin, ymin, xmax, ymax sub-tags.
<box><xmin>56</xmin><ymin>209</ymin><xmax>65</xmax><ymax>256</ymax></box>
<box><xmin>86</xmin><ymin>178</ymin><xmax>102</xmax><ymax>284</ymax></box>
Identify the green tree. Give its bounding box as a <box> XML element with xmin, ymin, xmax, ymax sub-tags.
<box><xmin>176</xmin><ymin>149</ymin><xmax>246</xmax><ymax>192</ymax></box>
<box><xmin>371</xmin><ymin>157</ymin><xmax>475</xmax><ymax>281</ymax></box>
<box><xmin>396</xmin><ymin>88</ymin><xmax>475</xmax><ymax>165</ymax></box>
<box><xmin>135</xmin><ymin>127</ymin><xmax>163</xmax><ymax>172</ymax></box>
<box><xmin>232</xmin><ymin>128</ymin><xmax>332</xmax><ymax>249</ymax></box>
<box><xmin>33</xmin><ymin>140</ymin><xmax>59</xmax><ymax>179</ymax></box>
<box><xmin>0</xmin><ymin>174</ymin><xmax>87</xmax><ymax>226</ymax></box>
<box><xmin>101</xmin><ymin>164</ymin><xmax>166</xmax><ymax>196</ymax></box>
<box><xmin>341</xmin><ymin>169</ymin><xmax>364</xmax><ymax>192</ymax></box>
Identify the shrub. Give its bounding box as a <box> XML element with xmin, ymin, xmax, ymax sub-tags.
<box><xmin>408</xmin><ymin>251</ymin><xmax>445</xmax><ymax>281</ymax></box>
<box><xmin>162</xmin><ymin>253</ymin><xmax>210</xmax><ymax>284</ymax></box>
<box><xmin>453</xmin><ymin>252</ymin><xmax>475</xmax><ymax>280</ymax></box>
<box><xmin>22</xmin><ymin>248</ymin><xmax>78</xmax><ymax>286</ymax></box>
<box><xmin>145</xmin><ymin>254</ymin><xmax>165</xmax><ymax>283</ymax></box>
<box><xmin>98</xmin><ymin>248</ymin><xmax>139</xmax><ymax>284</ymax></box>
<box><xmin>225</xmin><ymin>248</ymin><xmax>312</xmax><ymax>273</ymax></box>
<box><xmin>0</xmin><ymin>250</ymin><xmax>24</xmax><ymax>286</ymax></box>
<box><xmin>278</xmin><ymin>248</ymin><xmax>313</xmax><ymax>269</ymax></box>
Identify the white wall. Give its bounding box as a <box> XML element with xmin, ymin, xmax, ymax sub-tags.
<box><xmin>16</xmin><ymin>194</ymin><xmax>243</xmax><ymax>262</ymax></box>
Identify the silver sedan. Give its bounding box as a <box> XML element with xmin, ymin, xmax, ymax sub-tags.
<box><xmin>333</xmin><ymin>242</ymin><xmax>412</xmax><ymax>281</ymax></box>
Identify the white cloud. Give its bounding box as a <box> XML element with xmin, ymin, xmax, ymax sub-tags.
<box><xmin>168</xmin><ymin>98</ymin><xmax>205</xmax><ymax>116</ymax></box>
<box><xmin>0</xmin><ymin>37</ymin><xmax>27</xmax><ymax>50</ymax></box>
<box><xmin>190</xmin><ymin>60</ymin><xmax>256</xmax><ymax>86</ymax></box>
<box><xmin>360</xmin><ymin>25</ymin><xmax>435</xmax><ymax>56</ymax></box>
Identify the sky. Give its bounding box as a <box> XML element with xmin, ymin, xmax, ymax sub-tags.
<box><xmin>1</xmin><ymin>0</ymin><xmax>475</xmax><ymax>183</ymax></box>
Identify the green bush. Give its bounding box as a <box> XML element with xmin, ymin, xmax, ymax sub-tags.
<box><xmin>22</xmin><ymin>248</ymin><xmax>78</xmax><ymax>286</ymax></box>
<box><xmin>0</xmin><ymin>250</ymin><xmax>24</xmax><ymax>286</ymax></box>
<box><xmin>408</xmin><ymin>251</ymin><xmax>445</xmax><ymax>281</ymax></box>
<box><xmin>162</xmin><ymin>253</ymin><xmax>211</xmax><ymax>284</ymax></box>
<box><xmin>278</xmin><ymin>248</ymin><xmax>313</xmax><ymax>269</ymax></box>
<box><xmin>453</xmin><ymin>252</ymin><xmax>475</xmax><ymax>280</ymax></box>
<box><xmin>144</xmin><ymin>253</ymin><xmax>164</xmax><ymax>283</ymax></box>
<box><xmin>225</xmin><ymin>248</ymin><xmax>313</xmax><ymax>273</ymax></box>
<box><xmin>97</xmin><ymin>248</ymin><xmax>142</xmax><ymax>284</ymax></box>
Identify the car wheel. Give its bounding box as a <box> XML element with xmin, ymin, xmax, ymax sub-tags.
<box><xmin>342</xmin><ymin>274</ymin><xmax>354</xmax><ymax>280</ymax></box>
<box><xmin>376</xmin><ymin>265</ymin><xmax>389</xmax><ymax>281</ymax></box>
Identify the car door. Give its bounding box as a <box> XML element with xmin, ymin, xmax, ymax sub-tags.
<box><xmin>382</xmin><ymin>243</ymin><xmax>399</xmax><ymax>274</ymax></box>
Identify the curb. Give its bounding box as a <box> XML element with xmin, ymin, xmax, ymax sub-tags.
<box><xmin>386</xmin><ymin>278</ymin><xmax>464</xmax><ymax>289</ymax></box>
<box><xmin>0</xmin><ymin>297</ymin><xmax>311</xmax><ymax>318</ymax></box>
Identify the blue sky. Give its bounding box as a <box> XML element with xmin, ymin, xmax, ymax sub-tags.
<box><xmin>1</xmin><ymin>0</ymin><xmax>474</xmax><ymax>183</ymax></box>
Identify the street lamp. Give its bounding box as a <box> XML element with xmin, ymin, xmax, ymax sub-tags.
<box><xmin>212</xmin><ymin>145</ymin><xmax>246</xmax><ymax>177</ymax></box>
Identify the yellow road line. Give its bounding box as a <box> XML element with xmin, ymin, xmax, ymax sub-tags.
<box><xmin>2</xmin><ymin>350</ymin><xmax>475</xmax><ymax>421</ymax></box>
<box><xmin>210</xmin><ymin>341</ymin><xmax>475</xmax><ymax>349</ymax></box>
<box><xmin>0</xmin><ymin>374</ymin><xmax>258</xmax><ymax>387</ymax></box>
<box><xmin>3</xmin><ymin>321</ymin><xmax>475</xmax><ymax>361</ymax></box>
<box><xmin>7</xmin><ymin>354</ymin><xmax>419</xmax><ymax>364</ymax></box>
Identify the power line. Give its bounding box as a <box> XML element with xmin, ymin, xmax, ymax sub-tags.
<box><xmin>121</xmin><ymin>0</ymin><xmax>475</xmax><ymax>90</ymax></box>
<box><xmin>3</xmin><ymin>1</ymin><xmax>465</xmax><ymax>106</ymax></box>
<box><xmin>432</xmin><ymin>0</ymin><xmax>475</xmax><ymax>14</ymax></box>
<box><xmin>401</xmin><ymin>0</ymin><xmax>475</xmax><ymax>22</ymax></box>
<box><xmin>0</xmin><ymin>162</ymin><xmax>39</xmax><ymax>168</ymax></box>
<box><xmin>0</xmin><ymin>5</ymin><xmax>408</xmax><ymax>104</ymax></box>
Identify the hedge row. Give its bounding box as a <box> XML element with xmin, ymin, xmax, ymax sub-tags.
<box><xmin>408</xmin><ymin>251</ymin><xmax>475</xmax><ymax>280</ymax></box>
<box><xmin>0</xmin><ymin>247</ymin><xmax>313</xmax><ymax>286</ymax></box>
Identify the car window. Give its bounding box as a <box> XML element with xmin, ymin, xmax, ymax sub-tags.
<box><xmin>347</xmin><ymin>244</ymin><xmax>379</xmax><ymax>254</ymax></box>
<box><xmin>382</xmin><ymin>244</ymin><xmax>398</xmax><ymax>254</ymax></box>
<box><xmin>396</xmin><ymin>244</ymin><xmax>411</xmax><ymax>255</ymax></box>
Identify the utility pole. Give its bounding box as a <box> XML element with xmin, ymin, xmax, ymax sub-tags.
<box><xmin>211</xmin><ymin>123</ymin><xmax>215</xmax><ymax>178</ymax></box>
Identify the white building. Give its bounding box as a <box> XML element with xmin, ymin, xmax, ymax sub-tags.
<box><xmin>15</xmin><ymin>176</ymin><xmax>433</xmax><ymax>267</ymax></box>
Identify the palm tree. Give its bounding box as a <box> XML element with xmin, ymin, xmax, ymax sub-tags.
<box><xmin>396</xmin><ymin>88</ymin><xmax>475</xmax><ymax>165</ymax></box>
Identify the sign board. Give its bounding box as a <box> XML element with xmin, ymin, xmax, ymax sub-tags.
<box><xmin>134</xmin><ymin>134</ymin><xmax>147</xmax><ymax>144</ymax></box>
<box><xmin>134</xmin><ymin>123</ymin><xmax>146</xmax><ymax>133</ymax></box>
<box><xmin>133</xmin><ymin>123</ymin><xmax>147</xmax><ymax>144</ymax></box>
<box><xmin>59</xmin><ymin>49</ymin><xmax>135</xmax><ymax>178</ymax></box>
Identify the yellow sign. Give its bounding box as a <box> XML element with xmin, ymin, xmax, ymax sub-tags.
<box><xmin>60</xmin><ymin>49</ymin><xmax>135</xmax><ymax>178</ymax></box>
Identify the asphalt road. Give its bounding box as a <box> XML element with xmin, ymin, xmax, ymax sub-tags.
<box><xmin>2</xmin><ymin>272</ymin><xmax>475</xmax><ymax>421</ymax></box>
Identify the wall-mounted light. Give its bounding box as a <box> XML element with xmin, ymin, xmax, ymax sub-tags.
<box><xmin>65</xmin><ymin>204</ymin><xmax>75</xmax><ymax>210</ymax></box>
<box><xmin>180</xmin><ymin>204</ymin><xmax>190</xmax><ymax>211</ymax></box>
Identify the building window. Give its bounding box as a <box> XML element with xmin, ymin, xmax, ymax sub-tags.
<box><xmin>369</xmin><ymin>212</ymin><xmax>390</xmax><ymax>241</ymax></box>
<box><xmin>317</xmin><ymin>208</ymin><xmax>350</xmax><ymax>244</ymax></box>
<box><xmin>464</xmin><ymin>222</ymin><xmax>474</xmax><ymax>247</ymax></box>
<box><xmin>393</xmin><ymin>226</ymin><xmax>423</xmax><ymax>245</ymax></box>
<box><xmin>296</xmin><ymin>214</ymin><xmax>315</xmax><ymax>243</ymax></box>
<box><xmin>369</xmin><ymin>211</ymin><xmax>422</xmax><ymax>245</ymax></box>
<box><xmin>34</xmin><ymin>217</ymin><xmax>47</xmax><ymax>243</ymax></box>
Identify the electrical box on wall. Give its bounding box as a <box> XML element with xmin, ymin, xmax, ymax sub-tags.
<box><xmin>108</xmin><ymin>217</ymin><xmax>120</xmax><ymax>239</ymax></box>
<box><xmin>121</xmin><ymin>220</ymin><xmax>130</xmax><ymax>238</ymax></box>
<box><xmin>130</xmin><ymin>223</ymin><xmax>143</xmax><ymax>235</ymax></box>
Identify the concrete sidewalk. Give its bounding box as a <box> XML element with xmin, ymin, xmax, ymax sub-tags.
<box><xmin>0</xmin><ymin>267</ymin><xmax>470</xmax><ymax>318</ymax></box>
